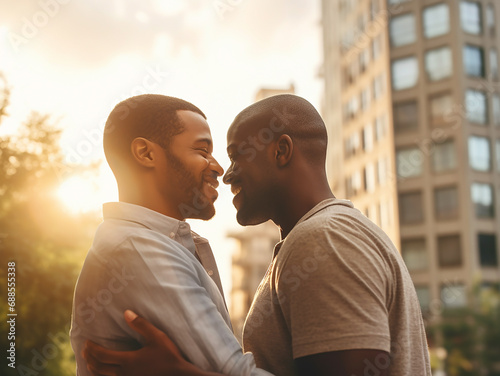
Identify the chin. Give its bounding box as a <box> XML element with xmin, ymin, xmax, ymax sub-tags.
<box><xmin>236</xmin><ymin>209</ymin><xmax>268</xmax><ymax>227</ymax></box>
<box><xmin>196</xmin><ymin>206</ymin><xmax>216</xmax><ymax>221</ymax></box>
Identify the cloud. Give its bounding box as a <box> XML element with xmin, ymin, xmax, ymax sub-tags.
<box><xmin>1</xmin><ymin>0</ymin><xmax>213</xmax><ymax>67</ymax></box>
<box><xmin>217</xmin><ymin>0</ymin><xmax>318</xmax><ymax>55</ymax></box>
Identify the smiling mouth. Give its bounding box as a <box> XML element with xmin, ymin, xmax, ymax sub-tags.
<box><xmin>232</xmin><ymin>186</ymin><xmax>242</xmax><ymax>195</ymax></box>
<box><xmin>206</xmin><ymin>182</ymin><xmax>217</xmax><ymax>190</ymax></box>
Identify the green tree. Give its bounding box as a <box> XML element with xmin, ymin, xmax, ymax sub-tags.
<box><xmin>429</xmin><ymin>285</ymin><xmax>500</xmax><ymax>376</ymax></box>
<box><xmin>0</xmin><ymin>74</ymin><xmax>100</xmax><ymax>376</ymax></box>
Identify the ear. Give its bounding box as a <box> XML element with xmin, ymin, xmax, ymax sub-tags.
<box><xmin>130</xmin><ymin>137</ymin><xmax>157</xmax><ymax>168</ymax></box>
<box><xmin>275</xmin><ymin>134</ymin><xmax>293</xmax><ymax>168</ymax></box>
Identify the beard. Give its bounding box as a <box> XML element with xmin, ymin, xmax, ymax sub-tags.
<box><xmin>235</xmin><ymin>186</ymin><xmax>277</xmax><ymax>227</ymax></box>
<box><xmin>165</xmin><ymin>151</ymin><xmax>216</xmax><ymax>220</ymax></box>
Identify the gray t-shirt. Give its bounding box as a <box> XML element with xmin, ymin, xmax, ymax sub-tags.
<box><xmin>242</xmin><ymin>198</ymin><xmax>431</xmax><ymax>376</ymax></box>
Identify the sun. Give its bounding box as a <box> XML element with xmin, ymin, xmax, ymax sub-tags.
<box><xmin>57</xmin><ymin>176</ymin><xmax>100</xmax><ymax>214</ymax></box>
<box><xmin>57</xmin><ymin>161</ymin><xmax>118</xmax><ymax>214</ymax></box>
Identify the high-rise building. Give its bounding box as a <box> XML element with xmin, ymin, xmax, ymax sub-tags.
<box><xmin>228</xmin><ymin>221</ymin><xmax>280</xmax><ymax>343</ymax></box>
<box><xmin>228</xmin><ymin>84</ymin><xmax>293</xmax><ymax>343</ymax></box>
<box><xmin>322</xmin><ymin>0</ymin><xmax>500</xmax><ymax>319</ymax></box>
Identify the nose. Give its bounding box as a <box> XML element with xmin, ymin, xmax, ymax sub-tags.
<box><xmin>223</xmin><ymin>163</ymin><xmax>233</xmax><ymax>185</ymax></box>
<box><xmin>210</xmin><ymin>155</ymin><xmax>224</xmax><ymax>177</ymax></box>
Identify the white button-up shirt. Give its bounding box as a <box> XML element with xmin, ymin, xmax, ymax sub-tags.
<box><xmin>70</xmin><ymin>202</ymin><xmax>271</xmax><ymax>376</ymax></box>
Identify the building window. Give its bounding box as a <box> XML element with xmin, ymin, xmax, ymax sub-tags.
<box><xmin>393</xmin><ymin>101</ymin><xmax>418</xmax><ymax>132</ymax></box>
<box><xmin>438</xmin><ymin>235</ymin><xmax>462</xmax><ymax>267</ymax></box>
<box><xmin>360</xmin><ymin>87</ymin><xmax>371</xmax><ymax>111</ymax></box>
<box><xmin>469</xmin><ymin>136</ymin><xmax>491</xmax><ymax>171</ymax></box>
<box><xmin>364</xmin><ymin>163</ymin><xmax>376</xmax><ymax>192</ymax></box>
<box><xmin>423</xmin><ymin>3</ymin><xmax>450</xmax><ymax>39</ymax></box>
<box><xmin>359</xmin><ymin>49</ymin><xmax>370</xmax><ymax>73</ymax></box>
<box><xmin>375</xmin><ymin>115</ymin><xmax>387</xmax><ymax>141</ymax></box>
<box><xmin>346</xmin><ymin>96</ymin><xmax>360</xmax><ymax>120</ymax></box>
<box><xmin>497</xmin><ymin>140</ymin><xmax>500</xmax><ymax>171</ymax></box>
<box><xmin>471</xmin><ymin>183</ymin><xmax>495</xmax><ymax>218</ymax></box>
<box><xmin>370</xmin><ymin>0</ymin><xmax>379</xmax><ymax>21</ymax></box>
<box><xmin>432</xmin><ymin>140</ymin><xmax>456</xmax><ymax>173</ymax></box>
<box><xmin>493</xmin><ymin>95</ymin><xmax>500</xmax><ymax>126</ymax></box>
<box><xmin>373</xmin><ymin>74</ymin><xmax>385</xmax><ymax>100</ymax></box>
<box><xmin>378</xmin><ymin>200</ymin><xmax>392</xmax><ymax>228</ymax></box>
<box><xmin>460</xmin><ymin>1</ymin><xmax>482</xmax><ymax>35</ymax></box>
<box><xmin>463</xmin><ymin>45</ymin><xmax>485</xmax><ymax>77</ymax></box>
<box><xmin>397</xmin><ymin>147</ymin><xmax>423</xmax><ymax>179</ymax></box>
<box><xmin>478</xmin><ymin>234</ymin><xmax>498</xmax><ymax>267</ymax></box>
<box><xmin>402</xmin><ymin>238</ymin><xmax>428</xmax><ymax>271</ymax></box>
<box><xmin>348</xmin><ymin>61</ymin><xmax>359</xmax><ymax>85</ymax></box>
<box><xmin>430</xmin><ymin>93</ymin><xmax>453</xmax><ymax>126</ymax></box>
<box><xmin>377</xmin><ymin>157</ymin><xmax>389</xmax><ymax>186</ymax></box>
<box><xmin>435</xmin><ymin>186</ymin><xmax>459</xmax><ymax>220</ymax></box>
<box><xmin>399</xmin><ymin>191</ymin><xmax>424</xmax><ymax>224</ymax></box>
<box><xmin>441</xmin><ymin>283</ymin><xmax>467</xmax><ymax>308</ymax></box>
<box><xmin>346</xmin><ymin>171</ymin><xmax>362</xmax><ymax>198</ymax></box>
<box><xmin>486</xmin><ymin>4</ymin><xmax>495</xmax><ymax>36</ymax></box>
<box><xmin>362</xmin><ymin>124</ymin><xmax>374</xmax><ymax>152</ymax></box>
<box><xmin>425</xmin><ymin>47</ymin><xmax>453</xmax><ymax>81</ymax></box>
<box><xmin>490</xmin><ymin>48</ymin><xmax>498</xmax><ymax>79</ymax></box>
<box><xmin>391</xmin><ymin>56</ymin><xmax>419</xmax><ymax>90</ymax></box>
<box><xmin>465</xmin><ymin>90</ymin><xmax>487</xmax><ymax>124</ymax></box>
<box><xmin>344</xmin><ymin>132</ymin><xmax>360</xmax><ymax>158</ymax></box>
<box><xmin>415</xmin><ymin>286</ymin><xmax>431</xmax><ymax>311</ymax></box>
<box><xmin>358</xmin><ymin>12</ymin><xmax>368</xmax><ymax>34</ymax></box>
<box><xmin>390</xmin><ymin>13</ymin><xmax>416</xmax><ymax>47</ymax></box>
<box><xmin>372</xmin><ymin>36</ymin><xmax>381</xmax><ymax>61</ymax></box>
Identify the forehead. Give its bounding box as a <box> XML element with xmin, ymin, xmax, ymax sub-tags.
<box><xmin>227</xmin><ymin>112</ymin><xmax>270</xmax><ymax>146</ymax></box>
<box><xmin>176</xmin><ymin>110</ymin><xmax>212</xmax><ymax>142</ymax></box>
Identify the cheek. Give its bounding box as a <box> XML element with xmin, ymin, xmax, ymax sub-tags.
<box><xmin>231</xmin><ymin>162</ymin><xmax>243</xmax><ymax>177</ymax></box>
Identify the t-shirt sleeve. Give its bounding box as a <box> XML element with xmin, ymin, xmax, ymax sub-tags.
<box><xmin>274</xmin><ymin>218</ymin><xmax>392</xmax><ymax>359</ymax></box>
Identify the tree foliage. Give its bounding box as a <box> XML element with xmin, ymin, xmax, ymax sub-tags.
<box><xmin>0</xmin><ymin>74</ymin><xmax>99</xmax><ymax>376</ymax></box>
<box><xmin>429</xmin><ymin>286</ymin><xmax>500</xmax><ymax>376</ymax></box>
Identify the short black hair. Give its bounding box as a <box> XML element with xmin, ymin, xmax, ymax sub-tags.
<box><xmin>103</xmin><ymin>94</ymin><xmax>205</xmax><ymax>171</ymax></box>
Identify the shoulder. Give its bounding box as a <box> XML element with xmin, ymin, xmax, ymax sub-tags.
<box><xmin>276</xmin><ymin>203</ymin><xmax>397</xmax><ymax>281</ymax></box>
<box><xmin>88</xmin><ymin>220</ymin><xmax>194</xmax><ymax>271</ymax></box>
<box><xmin>281</xmin><ymin>203</ymin><xmax>366</xmax><ymax>256</ymax></box>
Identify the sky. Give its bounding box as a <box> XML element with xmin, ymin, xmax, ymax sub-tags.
<box><xmin>0</xmin><ymin>0</ymin><xmax>323</xmax><ymax>297</ymax></box>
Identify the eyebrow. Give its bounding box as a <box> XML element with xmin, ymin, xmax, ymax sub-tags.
<box><xmin>194</xmin><ymin>138</ymin><xmax>213</xmax><ymax>146</ymax></box>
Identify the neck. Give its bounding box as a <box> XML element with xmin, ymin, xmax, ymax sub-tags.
<box><xmin>274</xmin><ymin>169</ymin><xmax>334</xmax><ymax>239</ymax></box>
<box><xmin>118</xmin><ymin>183</ymin><xmax>184</xmax><ymax>221</ymax></box>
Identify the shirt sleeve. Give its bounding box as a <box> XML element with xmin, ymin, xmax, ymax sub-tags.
<box><xmin>274</xmin><ymin>217</ymin><xmax>392</xmax><ymax>359</ymax></box>
<box><xmin>80</xmin><ymin>235</ymin><xmax>273</xmax><ymax>376</ymax></box>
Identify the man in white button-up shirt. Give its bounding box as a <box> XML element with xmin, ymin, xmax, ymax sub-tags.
<box><xmin>70</xmin><ymin>94</ymin><xmax>272</xmax><ymax>376</ymax></box>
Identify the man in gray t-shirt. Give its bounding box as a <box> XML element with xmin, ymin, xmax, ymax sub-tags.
<box><xmin>243</xmin><ymin>198</ymin><xmax>430</xmax><ymax>375</ymax></box>
<box><xmin>84</xmin><ymin>94</ymin><xmax>431</xmax><ymax>375</ymax></box>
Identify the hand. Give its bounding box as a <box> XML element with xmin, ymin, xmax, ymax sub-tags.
<box><xmin>83</xmin><ymin>310</ymin><xmax>207</xmax><ymax>376</ymax></box>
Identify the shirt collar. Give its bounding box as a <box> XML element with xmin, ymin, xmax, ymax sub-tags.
<box><xmin>273</xmin><ymin>198</ymin><xmax>354</xmax><ymax>258</ymax></box>
<box><xmin>103</xmin><ymin>201</ymin><xmax>188</xmax><ymax>239</ymax></box>
<box><xmin>294</xmin><ymin>198</ymin><xmax>353</xmax><ymax>228</ymax></box>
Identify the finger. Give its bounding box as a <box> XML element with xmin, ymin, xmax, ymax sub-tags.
<box><xmin>123</xmin><ymin>310</ymin><xmax>170</xmax><ymax>345</ymax></box>
<box><xmin>86</xmin><ymin>359</ymin><xmax>121</xmax><ymax>376</ymax></box>
<box><xmin>85</xmin><ymin>340</ymin><xmax>131</xmax><ymax>364</ymax></box>
<box><xmin>84</xmin><ymin>345</ymin><xmax>122</xmax><ymax>376</ymax></box>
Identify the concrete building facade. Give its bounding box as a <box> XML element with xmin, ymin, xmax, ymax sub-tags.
<box><xmin>322</xmin><ymin>0</ymin><xmax>500</xmax><ymax>318</ymax></box>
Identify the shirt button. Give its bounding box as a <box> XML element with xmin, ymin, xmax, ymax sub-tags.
<box><xmin>208</xmin><ymin>270</ymin><xmax>214</xmax><ymax>276</ymax></box>
<box><xmin>169</xmin><ymin>232</ymin><xmax>175</xmax><ymax>238</ymax></box>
